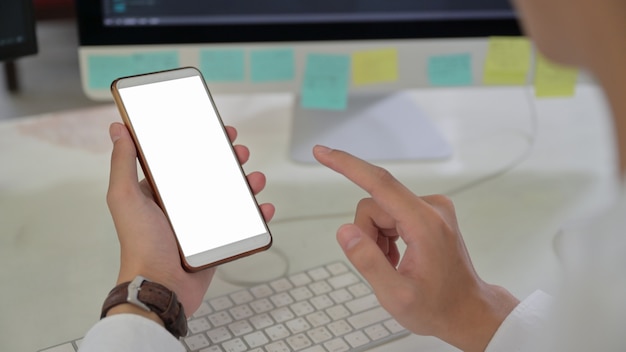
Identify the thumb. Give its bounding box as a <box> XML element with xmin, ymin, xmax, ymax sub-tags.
<box><xmin>108</xmin><ymin>123</ymin><xmax>140</xmax><ymax>198</ymax></box>
<box><xmin>336</xmin><ymin>224</ymin><xmax>401</xmax><ymax>298</ymax></box>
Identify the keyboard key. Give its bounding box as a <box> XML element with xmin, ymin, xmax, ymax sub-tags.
<box><xmin>302</xmin><ymin>345</ymin><xmax>327</xmax><ymax>352</ymax></box>
<box><xmin>384</xmin><ymin>319</ymin><xmax>405</xmax><ymax>334</ymax></box>
<box><xmin>250</xmin><ymin>298</ymin><xmax>274</xmax><ymax>314</ymax></box>
<box><xmin>270</xmin><ymin>278</ymin><xmax>294</xmax><ymax>292</ymax></box>
<box><xmin>327</xmin><ymin>319</ymin><xmax>353</xmax><ymax>337</ymax></box>
<box><xmin>221</xmin><ymin>338</ymin><xmax>247</xmax><ymax>352</ymax></box>
<box><xmin>347</xmin><ymin>307</ymin><xmax>391</xmax><ymax>330</ymax></box>
<box><xmin>286</xmin><ymin>317</ymin><xmax>311</xmax><ymax>334</ymax></box>
<box><xmin>270</xmin><ymin>292</ymin><xmax>294</xmax><ymax>307</ymax></box>
<box><xmin>229</xmin><ymin>304</ymin><xmax>254</xmax><ymax>320</ymax></box>
<box><xmin>210</xmin><ymin>296</ymin><xmax>234</xmax><ymax>311</ymax></box>
<box><xmin>345</xmin><ymin>293</ymin><xmax>379</xmax><ymax>314</ymax></box>
<box><xmin>251</xmin><ymin>284</ymin><xmax>274</xmax><ymax>298</ymax></box>
<box><xmin>208</xmin><ymin>311</ymin><xmax>233</xmax><ymax>327</ymax></box>
<box><xmin>249</xmin><ymin>313</ymin><xmax>274</xmax><ymax>330</ymax></box>
<box><xmin>309</xmin><ymin>281</ymin><xmax>332</xmax><ymax>295</ymax></box>
<box><xmin>193</xmin><ymin>302</ymin><xmax>213</xmax><ymax>317</ymax></box>
<box><xmin>310</xmin><ymin>294</ymin><xmax>334</xmax><ymax>310</ymax></box>
<box><xmin>228</xmin><ymin>320</ymin><xmax>254</xmax><ymax>337</ymax></box>
<box><xmin>329</xmin><ymin>289</ymin><xmax>353</xmax><ymax>304</ymax></box>
<box><xmin>200</xmin><ymin>346</ymin><xmax>223</xmax><ymax>352</ymax></box>
<box><xmin>187</xmin><ymin>317</ymin><xmax>211</xmax><ymax>334</ymax></box>
<box><xmin>328</xmin><ymin>272</ymin><xmax>359</xmax><ymax>290</ymax></box>
<box><xmin>289</xmin><ymin>272</ymin><xmax>312</xmax><ymax>287</ymax></box>
<box><xmin>308</xmin><ymin>267</ymin><xmax>331</xmax><ymax>281</ymax></box>
<box><xmin>326</xmin><ymin>262</ymin><xmax>349</xmax><ymax>275</ymax></box>
<box><xmin>305</xmin><ymin>311</ymin><xmax>331</xmax><ymax>327</ymax></box>
<box><xmin>265</xmin><ymin>340</ymin><xmax>291</xmax><ymax>352</ymax></box>
<box><xmin>364</xmin><ymin>323</ymin><xmax>390</xmax><ymax>340</ymax></box>
<box><xmin>290</xmin><ymin>286</ymin><xmax>314</xmax><ymax>301</ymax></box>
<box><xmin>265</xmin><ymin>324</ymin><xmax>290</xmax><ymax>341</ymax></box>
<box><xmin>207</xmin><ymin>326</ymin><xmax>232</xmax><ymax>343</ymax></box>
<box><xmin>324</xmin><ymin>338</ymin><xmax>350</xmax><ymax>352</ymax></box>
<box><xmin>244</xmin><ymin>331</ymin><xmax>269</xmax><ymax>348</ymax></box>
<box><xmin>347</xmin><ymin>283</ymin><xmax>371</xmax><ymax>297</ymax></box>
<box><xmin>230</xmin><ymin>290</ymin><xmax>254</xmax><ymax>305</ymax></box>
<box><xmin>307</xmin><ymin>326</ymin><xmax>333</xmax><ymax>344</ymax></box>
<box><xmin>290</xmin><ymin>301</ymin><xmax>315</xmax><ymax>316</ymax></box>
<box><xmin>326</xmin><ymin>305</ymin><xmax>350</xmax><ymax>321</ymax></box>
<box><xmin>286</xmin><ymin>333</ymin><xmax>313</xmax><ymax>350</ymax></box>
<box><xmin>344</xmin><ymin>330</ymin><xmax>371</xmax><ymax>348</ymax></box>
<box><xmin>270</xmin><ymin>306</ymin><xmax>295</xmax><ymax>323</ymax></box>
<box><xmin>184</xmin><ymin>334</ymin><xmax>211</xmax><ymax>350</ymax></box>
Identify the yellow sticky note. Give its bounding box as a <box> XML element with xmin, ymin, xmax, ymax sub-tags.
<box><xmin>352</xmin><ymin>48</ymin><xmax>398</xmax><ymax>86</ymax></box>
<box><xmin>483</xmin><ymin>37</ymin><xmax>531</xmax><ymax>85</ymax></box>
<box><xmin>534</xmin><ymin>55</ymin><xmax>578</xmax><ymax>98</ymax></box>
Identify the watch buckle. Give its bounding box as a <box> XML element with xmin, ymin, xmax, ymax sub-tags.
<box><xmin>127</xmin><ymin>275</ymin><xmax>151</xmax><ymax>312</ymax></box>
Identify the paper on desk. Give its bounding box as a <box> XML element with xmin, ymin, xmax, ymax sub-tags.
<box><xmin>427</xmin><ymin>53</ymin><xmax>473</xmax><ymax>87</ymax></box>
<box><xmin>483</xmin><ymin>36</ymin><xmax>532</xmax><ymax>85</ymax></box>
<box><xmin>352</xmin><ymin>48</ymin><xmax>398</xmax><ymax>86</ymax></box>
<box><xmin>534</xmin><ymin>54</ymin><xmax>578</xmax><ymax>98</ymax></box>
<box><xmin>199</xmin><ymin>49</ymin><xmax>246</xmax><ymax>82</ymax></box>
<box><xmin>250</xmin><ymin>48</ymin><xmax>295</xmax><ymax>83</ymax></box>
<box><xmin>301</xmin><ymin>53</ymin><xmax>351</xmax><ymax>110</ymax></box>
<box><xmin>87</xmin><ymin>51</ymin><xmax>179</xmax><ymax>89</ymax></box>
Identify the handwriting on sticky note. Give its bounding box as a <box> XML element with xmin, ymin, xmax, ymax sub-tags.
<box><xmin>483</xmin><ymin>37</ymin><xmax>531</xmax><ymax>85</ymax></box>
<box><xmin>301</xmin><ymin>54</ymin><xmax>350</xmax><ymax>110</ymax></box>
<box><xmin>250</xmin><ymin>48</ymin><xmax>295</xmax><ymax>83</ymax></box>
<box><xmin>427</xmin><ymin>53</ymin><xmax>473</xmax><ymax>87</ymax></box>
<box><xmin>352</xmin><ymin>48</ymin><xmax>398</xmax><ymax>86</ymax></box>
<box><xmin>200</xmin><ymin>49</ymin><xmax>245</xmax><ymax>82</ymax></box>
<box><xmin>534</xmin><ymin>55</ymin><xmax>578</xmax><ymax>98</ymax></box>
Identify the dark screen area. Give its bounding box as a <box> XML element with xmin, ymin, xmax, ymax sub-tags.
<box><xmin>0</xmin><ymin>0</ymin><xmax>38</xmax><ymax>61</ymax></box>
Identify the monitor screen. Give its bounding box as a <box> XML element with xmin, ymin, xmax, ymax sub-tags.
<box><xmin>0</xmin><ymin>0</ymin><xmax>38</xmax><ymax>61</ymax></box>
<box><xmin>78</xmin><ymin>0</ymin><xmax>519</xmax><ymax>45</ymax></box>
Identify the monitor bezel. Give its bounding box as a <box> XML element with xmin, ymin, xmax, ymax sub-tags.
<box><xmin>0</xmin><ymin>0</ymin><xmax>38</xmax><ymax>61</ymax></box>
<box><xmin>76</xmin><ymin>1</ymin><xmax>521</xmax><ymax>46</ymax></box>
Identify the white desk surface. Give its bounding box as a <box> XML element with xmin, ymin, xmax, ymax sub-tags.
<box><xmin>0</xmin><ymin>85</ymin><xmax>617</xmax><ymax>352</ymax></box>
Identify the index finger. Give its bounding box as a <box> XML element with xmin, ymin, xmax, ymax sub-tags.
<box><xmin>313</xmin><ymin>145</ymin><xmax>427</xmax><ymax>219</ymax></box>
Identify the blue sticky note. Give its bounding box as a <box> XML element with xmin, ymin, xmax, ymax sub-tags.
<box><xmin>301</xmin><ymin>54</ymin><xmax>350</xmax><ymax>110</ymax></box>
<box><xmin>427</xmin><ymin>53</ymin><xmax>473</xmax><ymax>87</ymax></box>
<box><xmin>250</xmin><ymin>48</ymin><xmax>295</xmax><ymax>83</ymax></box>
<box><xmin>87</xmin><ymin>55</ymin><xmax>134</xmax><ymax>89</ymax></box>
<box><xmin>131</xmin><ymin>51</ymin><xmax>180</xmax><ymax>75</ymax></box>
<box><xmin>200</xmin><ymin>49</ymin><xmax>245</xmax><ymax>82</ymax></box>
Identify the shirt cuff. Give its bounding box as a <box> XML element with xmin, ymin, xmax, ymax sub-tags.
<box><xmin>78</xmin><ymin>314</ymin><xmax>185</xmax><ymax>352</ymax></box>
<box><xmin>485</xmin><ymin>290</ymin><xmax>553</xmax><ymax>352</ymax></box>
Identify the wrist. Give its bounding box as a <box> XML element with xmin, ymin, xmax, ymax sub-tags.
<box><xmin>442</xmin><ymin>282</ymin><xmax>519</xmax><ymax>352</ymax></box>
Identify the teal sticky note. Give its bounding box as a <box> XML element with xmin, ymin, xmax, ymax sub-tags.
<box><xmin>301</xmin><ymin>54</ymin><xmax>350</xmax><ymax>110</ymax></box>
<box><xmin>250</xmin><ymin>48</ymin><xmax>295</xmax><ymax>82</ymax></box>
<box><xmin>131</xmin><ymin>51</ymin><xmax>180</xmax><ymax>75</ymax></box>
<box><xmin>427</xmin><ymin>53</ymin><xmax>473</xmax><ymax>86</ymax></box>
<box><xmin>87</xmin><ymin>55</ymin><xmax>134</xmax><ymax>89</ymax></box>
<box><xmin>200</xmin><ymin>49</ymin><xmax>245</xmax><ymax>82</ymax></box>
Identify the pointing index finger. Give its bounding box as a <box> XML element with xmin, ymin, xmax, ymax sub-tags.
<box><xmin>313</xmin><ymin>145</ymin><xmax>425</xmax><ymax>218</ymax></box>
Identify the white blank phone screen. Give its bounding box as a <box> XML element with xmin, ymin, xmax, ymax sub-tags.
<box><xmin>118</xmin><ymin>75</ymin><xmax>267</xmax><ymax>257</ymax></box>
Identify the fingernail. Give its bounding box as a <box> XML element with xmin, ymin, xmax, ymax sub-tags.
<box><xmin>338</xmin><ymin>225</ymin><xmax>362</xmax><ymax>251</ymax></box>
<box><xmin>314</xmin><ymin>145</ymin><xmax>332</xmax><ymax>154</ymax></box>
<box><xmin>110</xmin><ymin>124</ymin><xmax>122</xmax><ymax>143</ymax></box>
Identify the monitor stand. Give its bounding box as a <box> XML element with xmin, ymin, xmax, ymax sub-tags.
<box><xmin>290</xmin><ymin>92</ymin><xmax>453</xmax><ymax>163</ymax></box>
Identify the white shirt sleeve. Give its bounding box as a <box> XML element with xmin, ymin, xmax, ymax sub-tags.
<box><xmin>78</xmin><ymin>314</ymin><xmax>185</xmax><ymax>352</ymax></box>
<box><xmin>485</xmin><ymin>290</ymin><xmax>553</xmax><ymax>352</ymax></box>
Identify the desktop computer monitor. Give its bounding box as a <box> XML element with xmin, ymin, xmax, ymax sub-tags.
<box><xmin>0</xmin><ymin>0</ymin><xmax>38</xmax><ymax>61</ymax></box>
<box><xmin>76</xmin><ymin>1</ymin><xmax>520</xmax><ymax>162</ymax></box>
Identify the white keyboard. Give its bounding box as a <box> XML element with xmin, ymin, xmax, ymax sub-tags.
<box><xmin>39</xmin><ymin>261</ymin><xmax>409</xmax><ymax>352</ymax></box>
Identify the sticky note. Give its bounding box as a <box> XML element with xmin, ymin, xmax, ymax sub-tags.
<box><xmin>483</xmin><ymin>37</ymin><xmax>532</xmax><ymax>85</ymax></box>
<box><xmin>250</xmin><ymin>48</ymin><xmax>295</xmax><ymax>82</ymax></box>
<box><xmin>131</xmin><ymin>51</ymin><xmax>180</xmax><ymax>75</ymax></box>
<box><xmin>200</xmin><ymin>49</ymin><xmax>245</xmax><ymax>82</ymax></box>
<box><xmin>427</xmin><ymin>53</ymin><xmax>473</xmax><ymax>86</ymax></box>
<box><xmin>301</xmin><ymin>54</ymin><xmax>350</xmax><ymax>110</ymax></box>
<box><xmin>352</xmin><ymin>48</ymin><xmax>398</xmax><ymax>86</ymax></box>
<box><xmin>87</xmin><ymin>55</ymin><xmax>134</xmax><ymax>89</ymax></box>
<box><xmin>534</xmin><ymin>55</ymin><xmax>578</xmax><ymax>98</ymax></box>
<box><xmin>87</xmin><ymin>52</ymin><xmax>180</xmax><ymax>89</ymax></box>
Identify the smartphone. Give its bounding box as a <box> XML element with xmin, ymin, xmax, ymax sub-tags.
<box><xmin>111</xmin><ymin>67</ymin><xmax>272</xmax><ymax>272</ymax></box>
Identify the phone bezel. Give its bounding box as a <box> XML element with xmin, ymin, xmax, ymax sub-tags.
<box><xmin>111</xmin><ymin>67</ymin><xmax>272</xmax><ymax>272</ymax></box>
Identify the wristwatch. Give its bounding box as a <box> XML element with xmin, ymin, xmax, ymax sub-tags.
<box><xmin>101</xmin><ymin>275</ymin><xmax>188</xmax><ymax>339</ymax></box>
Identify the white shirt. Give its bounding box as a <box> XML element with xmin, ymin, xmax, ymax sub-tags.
<box><xmin>80</xmin><ymin>181</ymin><xmax>626</xmax><ymax>352</ymax></box>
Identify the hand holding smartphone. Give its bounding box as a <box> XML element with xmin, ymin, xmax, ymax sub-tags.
<box><xmin>111</xmin><ymin>67</ymin><xmax>272</xmax><ymax>272</ymax></box>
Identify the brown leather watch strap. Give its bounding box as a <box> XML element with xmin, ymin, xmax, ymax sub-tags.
<box><xmin>101</xmin><ymin>276</ymin><xmax>188</xmax><ymax>339</ymax></box>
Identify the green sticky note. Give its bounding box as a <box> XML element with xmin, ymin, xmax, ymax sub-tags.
<box><xmin>483</xmin><ymin>37</ymin><xmax>532</xmax><ymax>85</ymax></box>
<box><xmin>131</xmin><ymin>51</ymin><xmax>180</xmax><ymax>75</ymax></box>
<box><xmin>301</xmin><ymin>54</ymin><xmax>350</xmax><ymax>110</ymax></box>
<box><xmin>250</xmin><ymin>48</ymin><xmax>295</xmax><ymax>82</ymax></box>
<box><xmin>534</xmin><ymin>55</ymin><xmax>578</xmax><ymax>98</ymax></box>
<box><xmin>427</xmin><ymin>53</ymin><xmax>473</xmax><ymax>86</ymax></box>
<box><xmin>87</xmin><ymin>55</ymin><xmax>134</xmax><ymax>89</ymax></box>
<box><xmin>200</xmin><ymin>49</ymin><xmax>245</xmax><ymax>82</ymax></box>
